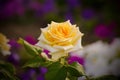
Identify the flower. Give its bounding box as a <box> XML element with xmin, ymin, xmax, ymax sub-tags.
<box><xmin>7</xmin><ymin>52</ymin><xmax>20</xmax><ymax>65</ymax></box>
<box><xmin>36</xmin><ymin>20</ymin><xmax>83</xmax><ymax>61</ymax></box>
<box><xmin>39</xmin><ymin>67</ymin><xmax>47</xmax><ymax>74</ymax></box>
<box><xmin>20</xmin><ymin>68</ymin><xmax>36</xmax><ymax>80</ymax></box>
<box><xmin>24</xmin><ymin>35</ymin><xmax>37</xmax><ymax>45</ymax></box>
<box><xmin>8</xmin><ymin>39</ymin><xmax>21</xmax><ymax>50</ymax></box>
<box><xmin>36</xmin><ymin>75</ymin><xmax>44</xmax><ymax>80</ymax></box>
<box><xmin>83</xmin><ymin>41</ymin><xmax>111</xmax><ymax>77</ymax></box>
<box><xmin>68</xmin><ymin>56</ymin><xmax>84</xmax><ymax>65</ymax></box>
<box><xmin>0</xmin><ymin>33</ymin><xmax>11</xmax><ymax>56</ymax></box>
<box><xmin>83</xmin><ymin>39</ymin><xmax>120</xmax><ymax>77</ymax></box>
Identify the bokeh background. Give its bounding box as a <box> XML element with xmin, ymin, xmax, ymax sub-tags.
<box><xmin>0</xmin><ymin>0</ymin><xmax>120</xmax><ymax>44</ymax></box>
<box><xmin>0</xmin><ymin>0</ymin><xmax>120</xmax><ymax>80</ymax></box>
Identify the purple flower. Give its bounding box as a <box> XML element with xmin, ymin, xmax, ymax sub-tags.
<box><xmin>20</xmin><ymin>68</ymin><xmax>36</xmax><ymax>80</ymax></box>
<box><xmin>7</xmin><ymin>53</ymin><xmax>20</xmax><ymax>65</ymax></box>
<box><xmin>43</xmin><ymin>49</ymin><xmax>49</xmax><ymax>54</ymax></box>
<box><xmin>81</xmin><ymin>8</ymin><xmax>95</xmax><ymax>20</ymax></box>
<box><xmin>94</xmin><ymin>23</ymin><xmax>116</xmax><ymax>39</ymax></box>
<box><xmin>36</xmin><ymin>67</ymin><xmax>47</xmax><ymax>80</ymax></box>
<box><xmin>43</xmin><ymin>49</ymin><xmax>51</xmax><ymax>58</ymax></box>
<box><xmin>8</xmin><ymin>39</ymin><xmax>21</xmax><ymax>49</ymax></box>
<box><xmin>27</xmin><ymin>68</ymin><xmax>36</xmax><ymax>77</ymax></box>
<box><xmin>24</xmin><ymin>35</ymin><xmax>37</xmax><ymax>45</ymax></box>
<box><xmin>40</xmin><ymin>67</ymin><xmax>47</xmax><ymax>74</ymax></box>
<box><xmin>68</xmin><ymin>56</ymin><xmax>84</xmax><ymax>65</ymax></box>
<box><xmin>37</xmin><ymin>75</ymin><xmax>45</xmax><ymax>80</ymax></box>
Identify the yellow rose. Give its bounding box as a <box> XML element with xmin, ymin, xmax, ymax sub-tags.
<box><xmin>0</xmin><ymin>33</ymin><xmax>11</xmax><ymax>56</ymax></box>
<box><xmin>36</xmin><ymin>20</ymin><xmax>83</xmax><ymax>61</ymax></box>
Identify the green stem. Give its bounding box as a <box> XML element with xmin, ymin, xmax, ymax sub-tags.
<box><xmin>60</xmin><ymin>57</ymin><xmax>65</xmax><ymax>65</ymax></box>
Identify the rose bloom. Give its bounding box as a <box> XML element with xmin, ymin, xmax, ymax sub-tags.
<box><xmin>36</xmin><ymin>20</ymin><xmax>83</xmax><ymax>61</ymax></box>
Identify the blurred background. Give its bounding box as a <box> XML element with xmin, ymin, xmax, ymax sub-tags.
<box><xmin>0</xmin><ymin>0</ymin><xmax>120</xmax><ymax>44</ymax></box>
<box><xmin>0</xmin><ymin>0</ymin><xmax>120</xmax><ymax>80</ymax></box>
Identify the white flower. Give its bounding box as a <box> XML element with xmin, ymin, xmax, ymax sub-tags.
<box><xmin>85</xmin><ymin>57</ymin><xmax>110</xmax><ymax>77</ymax></box>
<box><xmin>36</xmin><ymin>20</ymin><xmax>83</xmax><ymax>61</ymax></box>
<box><xmin>83</xmin><ymin>39</ymin><xmax>120</xmax><ymax>77</ymax></box>
<box><xmin>0</xmin><ymin>33</ymin><xmax>11</xmax><ymax>56</ymax></box>
<box><xmin>84</xmin><ymin>41</ymin><xmax>112</xmax><ymax>60</ymax></box>
<box><xmin>84</xmin><ymin>41</ymin><xmax>111</xmax><ymax>77</ymax></box>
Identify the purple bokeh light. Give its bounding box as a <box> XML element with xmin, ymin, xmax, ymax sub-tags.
<box><xmin>40</xmin><ymin>67</ymin><xmax>47</xmax><ymax>75</ymax></box>
<box><xmin>94</xmin><ymin>23</ymin><xmax>116</xmax><ymax>40</ymax></box>
<box><xmin>67</xmin><ymin>0</ymin><xmax>80</xmax><ymax>8</ymax></box>
<box><xmin>81</xmin><ymin>8</ymin><xmax>95</xmax><ymax>20</ymax></box>
<box><xmin>8</xmin><ymin>39</ymin><xmax>21</xmax><ymax>49</ymax></box>
<box><xmin>65</xmin><ymin>12</ymin><xmax>74</xmax><ymax>24</ymax></box>
<box><xmin>7</xmin><ymin>52</ymin><xmax>20</xmax><ymax>65</ymax></box>
<box><xmin>20</xmin><ymin>68</ymin><xmax>36</xmax><ymax>80</ymax></box>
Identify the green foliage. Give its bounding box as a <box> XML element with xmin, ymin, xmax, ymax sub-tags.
<box><xmin>19</xmin><ymin>38</ymin><xmax>54</xmax><ymax>68</ymax></box>
<box><xmin>18</xmin><ymin>38</ymin><xmax>42</xmax><ymax>56</ymax></box>
<box><xmin>69</xmin><ymin>62</ymin><xmax>85</xmax><ymax>76</ymax></box>
<box><xmin>45</xmin><ymin>62</ymin><xmax>67</xmax><ymax>80</ymax></box>
<box><xmin>45</xmin><ymin>62</ymin><xmax>85</xmax><ymax>80</ymax></box>
<box><xmin>0</xmin><ymin>61</ymin><xmax>18</xmax><ymax>80</ymax></box>
<box><xmin>23</xmin><ymin>56</ymin><xmax>45</xmax><ymax>68</ymax></box>
<box><xmin>19</xmin><ymin>38</ymin><xmax>86</xmax><ymax>80</ymax></box>
<box><xmin>66</xmin><ymin>62</ymin><xmax>85</xmax><ymax>80</ymax></box>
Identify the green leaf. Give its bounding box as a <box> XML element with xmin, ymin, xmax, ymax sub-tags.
<box><xmin>0</xmin><ymin>61</ymin><xmax>16</xmax><ymax>80</ymax></box>
<box><xmin>54</xmin><ymin>66</ymin><xmax>67</xmax><ymax>80</ymax></box>
<box><xmin>35</xmin><ymin>48</ymin><xmax>42</xmax><ymax>54</ymax></box>
<box><xmin>0</xmin><ymin>61</ymin><xmax>15</xmax><ymax>75</ymax></box>
<box><xmin>0</xmin><ymin>70</ymin><xmax>16</xmax><ymax>80</ymax></box>
<box><xmin>23</xmin><ymin>56</ymin><xmax>45</xmax><ymax>68</ymax></box>
<box><xmin>67</xmin><ymin>62</ymin><xmax>85</xmax><ymax>77</ymax></box>
<box><xmin>40</xmin><ymin>61</ymin><xmax>53</xmax><ymax>67</ymax></box>
<box><xmin>45</xmin><ymin>62</ymin><xmax>67</xmax><ymax>80</ymax></box>
<box><xmin>18</xmin><ymin>38</ymin><xmax>42</xmax><ymax>56</ymax></box>
<box><xmin>67</xmin><ymin>66</ymin><xmax>81</xmax><ymax>77</ymax></box>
